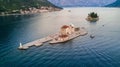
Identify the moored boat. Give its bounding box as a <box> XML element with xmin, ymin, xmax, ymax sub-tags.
<box><xmin>90</xmin><ymin>35</ymin><xmax>95</xmax><ymax>39</ymax></box>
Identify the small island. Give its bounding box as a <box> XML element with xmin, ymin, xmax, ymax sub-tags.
<box><xmin>86</xmin><ymin>12</ymin><xmax>99</xmax><ymax>22</ymax></box>
<box><xmin>0</xmin><ymin>0</ymin><xmax>62</xmax><ymax>16</ymax></box>
<box><xmin>18</xmin><ymin>24</ymin><xmax>88</xmax><ymax>50</ymax></box>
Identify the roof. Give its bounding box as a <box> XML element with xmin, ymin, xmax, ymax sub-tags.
<box><xmin>61</xmin><ymin>25</ymin><xmax>69</xmax><ymax>29</ymax></box>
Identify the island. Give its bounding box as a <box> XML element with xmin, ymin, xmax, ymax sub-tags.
<box><xmin>18</xmin><ymin>24</ymin><xmax>88</xmax><ymax>50</ymax></box>
<box><xmin>86</xmin><ymin>12</ymin><xmax>99</xmax><ymax>22</ymax></box>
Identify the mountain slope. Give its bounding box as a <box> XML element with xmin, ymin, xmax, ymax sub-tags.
<box><xmin>0</xmin><ymin>0</ymin><xmax>61</xmax><ymax>13</ymax></box>
<box><xmin>48</xmin><ymin>0</ymin><xmax>116</xmax><ymax>7</ymax></box>
<box><xmin>106</xmin><ymin>0</ymin><xmax>120</xmax><ymax>7</ymax></box>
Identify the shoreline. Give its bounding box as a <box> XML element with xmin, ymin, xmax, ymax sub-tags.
<box><xmin>0</xmin><ymin>7</ymin><xmax>63</xmax><ymax>16</ymax></box>
<box><xmin>0</xmin><ymin>10</ymin><xmax>61</xmax><ymax>16</ymax></box>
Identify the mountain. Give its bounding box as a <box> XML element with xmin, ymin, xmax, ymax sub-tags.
<box><xmin>106</xmin><ymin>0</ymin><xmax>120</xmax><ymax>7</ymax></box>
<box><xmin>0</xmin><ymin>0</ymin><xmax>62</xmax><ymax>14</ymax></box>
<box><xmin>48</xmin><ymin>0</ymin><xmax>117</xmax><ymax>7</ymax></box>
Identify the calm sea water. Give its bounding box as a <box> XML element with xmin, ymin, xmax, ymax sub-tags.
<box><xmin>0</xmin><ymin>7</ymin><xmax>120</xmax><ymax>67</ymax></box>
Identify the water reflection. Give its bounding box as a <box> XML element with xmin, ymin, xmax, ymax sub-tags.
<box><xmin>89</xmin><ymin>21</ymin><xmax>97</xmax><ymax>24</ymax></box>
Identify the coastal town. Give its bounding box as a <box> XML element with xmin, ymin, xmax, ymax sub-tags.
<box><xmin>0</xmin><ymin>6</ymin><xmax>62</xmax><ymax>16</ymax></box>
<box><xmin>20</xmin><ymin>6</ymin><xmax>62</xmax><ymax>14</ymax></box>
<box><xmin>0</xmin><ymin>0</ymin><xmax>63</xmax><ymax>16</ymax></box>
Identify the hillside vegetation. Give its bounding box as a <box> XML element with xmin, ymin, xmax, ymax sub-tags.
<box><xmin>0</xmin><ymin>0</ymin><xmax>62</xmax><ymax>14</ymax></box>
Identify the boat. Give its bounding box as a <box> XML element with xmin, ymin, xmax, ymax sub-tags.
<box><xmin>49</xmin><ymin>24</ymin><xmax>88</xmax><ymax>44</ymax></box>
<box><xmin>86</xmin><ymin>12</ymin><xmax>99</xmax><ymax>22</ymax></box>
<box><xmin>68</xmin><ymin>10</ymin><xmax>71</xmax><ymax>12</ymax></box>
<box><xmin>90</xmin><ymin>35</ymin><xmax>95</xmax><ymax>39</ymax></box>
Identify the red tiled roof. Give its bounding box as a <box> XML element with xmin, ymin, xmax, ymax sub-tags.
<box><xmin>61</xmin><ymin>25</ymin><xmax>69</xmax><ymax>29</ymax></box>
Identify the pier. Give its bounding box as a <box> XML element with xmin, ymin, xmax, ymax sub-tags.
<box><xmin>18</xmin><ymin>33</ymin><xmax>58</xmax><ymax>50</ymax></box>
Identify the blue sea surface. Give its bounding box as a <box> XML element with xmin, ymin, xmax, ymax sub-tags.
<box><xmin>0</xmin><ymin>7</ymin><xmax>120</xmax><ymax>67</ymax></box>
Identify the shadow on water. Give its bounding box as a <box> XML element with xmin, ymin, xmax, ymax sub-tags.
<box><xmin>50</xmin><ymin>40</ymin><xmax>74</xmax><ymax>46</ymax></box>
<box><xmin>0</xmin><ymin>14</ymin><xmax>40</xmax><ymax>42</ymax></box>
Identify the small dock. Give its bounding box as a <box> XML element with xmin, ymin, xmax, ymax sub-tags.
<box><xmin>18</xmin><ymin>33</ymin><xmax>58</xmax><ymax>50</ymax></box>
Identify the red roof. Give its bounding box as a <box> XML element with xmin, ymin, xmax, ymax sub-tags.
<box><xmin>61</xmin><ymin>25</ymin><xmax>69</xmax><ymax>29</ymax></box>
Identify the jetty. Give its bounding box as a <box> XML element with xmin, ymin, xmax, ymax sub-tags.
<box><xmin>18</xmin><ymin>33</ymin><xmax>58</xmax><ymax>50</ymax></box>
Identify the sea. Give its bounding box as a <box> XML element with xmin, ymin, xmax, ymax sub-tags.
<box><xmin>0</xmin><ymin>7</ymin><xmax>120</xmax><ymax>67</ymax></box>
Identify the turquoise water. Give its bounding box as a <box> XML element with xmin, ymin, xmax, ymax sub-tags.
<box><xmin>0</xmin><ymin>8</ymin><xmax>120</xmax><ymax>67</ymax></box>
